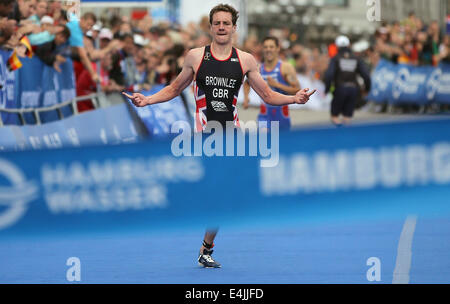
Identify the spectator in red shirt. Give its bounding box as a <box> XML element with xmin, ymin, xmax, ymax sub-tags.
<box><xmin>76</xmin><ymin>52</ymin><xmax>125</xmax><ymax>112</ymax></box>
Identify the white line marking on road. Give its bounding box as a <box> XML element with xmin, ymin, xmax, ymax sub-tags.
<box><xmin>392</xmin><ymin>215</ymin><xmax>418</xmax><ymax>284</ymax></box>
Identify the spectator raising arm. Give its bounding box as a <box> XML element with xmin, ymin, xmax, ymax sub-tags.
<box><xmin>34</xmin><ymin>26</ymin><xmax>71</xmax><ymax>72</ymax></box>
<box><xmin>65</xmin><ymin>12</ymin><xmax>100</xmax><ymax>83</ymax></box>
<box><xmin>77</xmin><ymin>46</ymin><xmax>99</xmax><ymax>82</ymax></box>
<box><xmin>84</xmin><ymin>36</ymin><xmax>121</xmax><ymax>62</ymax></box>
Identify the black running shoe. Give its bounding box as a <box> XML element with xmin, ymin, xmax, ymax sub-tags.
<box><xmin>198</xmin><ymin>249</ymin><xmax>221</xmax><ymax>268</ymax></box>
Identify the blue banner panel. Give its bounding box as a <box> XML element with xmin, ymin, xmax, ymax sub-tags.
<box><xmin>0</xmin><ymin>103</ymin><xmax>141</xmax><ymax>152</ymax></box>
<box><xmin>125</xmin><ymin>84</ymin><xmax>190</xmax><ymax>137</ymax></box>
<box><xmin>368</xmin><ymin>59</ymin><xmax>396</xmax><ymax>104</ymax></box>
<box><xmin>389</xmin><ymin>64</ymin><xmax>434</xmax><ymax>105</ymax></box>
<box><xmin>0</xmin><ymin>127</ymin><xmax>18</xmax><ymax>151</ymax></box>
<box><xmin>0</xmin><ymin>118</ymin><xmax>449</xmax><ymax>238</ymax></box>
<box><xmin>0</xmin><ymin>50</ymin><xmax>19</xmax><ymax>125</ymax></box>
<box><xmin>14</xmin><ymin>56</ymin><xmax>43</xmax><ymax>110</ymax></box>
<box><xmin>369</xmin><ymin>59</ymin><xmax>450</xmax><ymax>105</ymax></box>
<box><xmin>426</xmin><ymin>63</ymin><xmax>450</xmax><ymax>105</ymax></box>
<box><xmin>12</xmin><ymin>56</ymin><xmax>76</xmax><ymax>125</ymax></box>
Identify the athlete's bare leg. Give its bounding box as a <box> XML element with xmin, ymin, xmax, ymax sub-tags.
<box><xmin>200</xmin><ymin>229</ymin><xmax>218</xmax><ymax>253</ymax></box>
<box><xmin>197</xmin><ymin>228</ymin><xmax>221</xmax><ymax>268</ymax></box>
<box><xmin>331</xmin><ymin>116</ymin><xmax>342</xmax><ymax>126</ymax></box>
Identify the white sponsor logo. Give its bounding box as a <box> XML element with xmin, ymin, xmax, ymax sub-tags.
<box><xmin>0</xmin><ymin>55</ymin><xmax>15</xmax><ymax>109</ymax></box>
<box><xmin>371</xmin><ymin>67</ymin><xmax>396</xmax><ymax>97</ymax></box>
<box><xmin>426</xmin><ymin>68</ymin><xmax>450</xmax><ymax>100</ymax></box>
<box><xmin>0</xmin><ymin>56</ymin><xmax>6</xmax><ymax>108</ymax></box>
<box><xmin>0</xmin><ymin>157</ymin><xmax>205</xmax><ymax>230</ymax></box>
<box><xmin>426</xmin><ymin>68</ymin><xmax>442</xmax><ymax>100</ymax></box>
<box><xmin>41</xmin><ymin>157</ymin><xmax>204</xmax><ymax>214</ymax></box>
<box><xmin>0</xmin><ymin>159</ymin><xmax>38</xmax><ymax>230</ymax></box>
<box><xmin>260</xmin><ymin>143</ymin><xmax>450</xmax><ymax>196</ymax></box>
<box><xmin>392</xmin><ymin>68</ymin><xmax>428</xmax><ymax>100</ymax></box>
<box><xmin>211</xmin><ymin>100</ymin><xmax>228</xmax><ymax>112</ymax></box>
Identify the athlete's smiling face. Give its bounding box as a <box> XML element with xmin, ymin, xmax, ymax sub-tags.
<box><xmin>210</xmin><ymin>11</ymin><xmax>236</xmax><ymax>45</ymax></box>
<box><xmin>262</xmin><ymin>39</ymin><xmax>280</xmax><ymax>63</ymax></box>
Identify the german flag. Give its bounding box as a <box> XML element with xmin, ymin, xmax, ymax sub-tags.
<box><xmin>447</xmin><ymin>15</ymin><xmax>450</xmax><ymax>35</ymax></box>
<box><xmin>7</xmin><ymin>51</ymin><xmax>23</xmax><ymax>71</ymax></box>
<box><xmin>20</xmin><ymin>36</ymin><xmax>33</xmax><ymax>58</ymax></box>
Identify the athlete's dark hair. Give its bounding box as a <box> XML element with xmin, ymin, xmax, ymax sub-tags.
<box><xmin>262</xmin><ymin>36</ymin><xmax>280</xmax><ymax>47</ymax></box>
<box><xmin>209</xmin><ymin>4</ymin><xmax>239</xmax><ymax>26</ymax></box>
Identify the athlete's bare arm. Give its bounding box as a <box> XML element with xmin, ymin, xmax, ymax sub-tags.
<box><xmin>122</xmin><ymin>48</ymin><xmax>203</xmax><ymax>107</ymax></box>
<box><xmin>267</xmin><ymin>62</ymin><xmax>300</xmax><ymax>95</ymax></box>
<box><xmin>242</xmin><ymin>61</ymin><xmax>261</xmax><ymax>109</ymax></box>
<box><xmin>242</xmin><ymin>79</ymin><xmax>251</xmax><ymax>109</ymax></box>
<box><xmin>240</xmin><ymin>51</ymin><xmax>315</xmax><ymax>106</ymax></box>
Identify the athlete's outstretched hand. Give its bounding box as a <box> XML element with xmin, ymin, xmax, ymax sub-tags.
<box><xmin>122</xmin><ymin>92</ymin><xmax>148</xmax><ymax>107</ymax></box>
<box><xmin>294</xmin><ymin>88</ymin><xmax>316</xmax><ymax>104</ymax></box>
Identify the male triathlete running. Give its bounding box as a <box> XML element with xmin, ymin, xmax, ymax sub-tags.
<box><xmin>123</xmin><ymin>4</ymin><xmax>316</xmax><ymax>268</ymax></box>
<box><xmin>243</xmin><ymin>36</ymin><xmax>301</xmax><ymax>130</ymax></box>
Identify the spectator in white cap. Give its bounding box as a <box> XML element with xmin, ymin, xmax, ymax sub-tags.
<box><xmin>133</xmin><ymin>34</ymin><xmax>149</xmax><ymax>47</ymax></box>
<box><xmin>99</xmin><ymin>28</ymin><xmax>113</xmax><ymax>49</ymax></box>
<box><xmin>40</xmin><ymin>15</ymin><xmax>54</xmax><ymax>32</ymax></box>
<box><xmin>27</xmin><ymin>15</ymin><xmax>58</xmax><ymax>46</ymax></box>
<box><xmin>83</xmin><ymin>26</ymin><xmax>121</xmax><ymax>62</ymax></box>
<box><xmin>40</xmin><ymin>15</ymin><xmax>53</xmax><ymax>25</ymax></box>
<box><xmin>87</xmin><ymin>23</ymin><xmax>102</xmax><ymax>41</ymax></box>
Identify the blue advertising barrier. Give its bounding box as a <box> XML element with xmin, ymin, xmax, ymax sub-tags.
<box><xmin>388</xmin><ymin>64</ymin><xmax>435</xmax><ymax>105</ymax></box>
<box><xmin>427</xmin><ymin>63</ymin><xmax>450</xmax><ymax>104</ymax></box>
<box><xmin>0</xmin><ymin>103</ymin><xmax>141</xmax><ymax>152</ymax></box>
<box><xmin>0</xmin><ymin>52</ymin><xmax>76</xmax><ymax>126</ymax></box>
<box><xmin>125</xmin><ymin>84</ymin><xmax>191</xmax><ymax>137</ymax></box>
<box><xmin>0</xmin><ymin>49</ymin><xmax>19</xmax><ymax>125</ymax></box>
<box><xmin>15</xmin><ymin>56</ymin><xmax>76</xmax><ymax>124</ymax></box>
<box><xmin>369</xmin><ymin>59</ymin><xmax>450</xmax><ymax>105</ymax></box>
<box><xmin>368</xmin><ymin>58</ymin><xmax>395</xmax><ymax>104</ymax></box>
<box><xmin>0</xmin><ymin>127</ymin><xmax>17</xmax><ymax>152</ymax></box>
<box><xmin>0</xmin><ymin>117</ymin><xmax>449</xmax><ymax>238</ymax></box>
<box><xmin>1</xmin><ymin>80</ymin><xmax>189</xmax><ymax>152</ymax></box>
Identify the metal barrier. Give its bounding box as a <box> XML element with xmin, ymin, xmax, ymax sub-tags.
<box><xmin>0</xmin><ymin>93</ymin><xmax>103</xmax><ymax>127</ymax></box>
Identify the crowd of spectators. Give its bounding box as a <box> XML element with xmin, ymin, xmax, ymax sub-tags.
<box><xmin>372</xmin><ymin>12</ymin><xmax>450</xmax><ymax>66</ymax></box>
<box><xmin>1</xmin><ymin>0</ymin><xmax>449</xmax><ymax>114</ymax></box>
